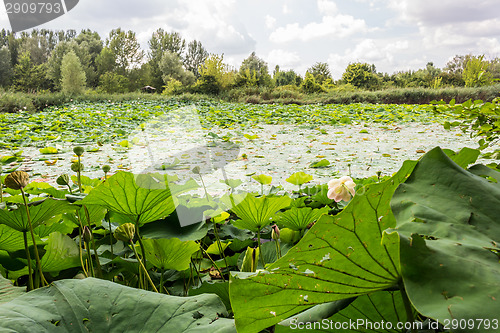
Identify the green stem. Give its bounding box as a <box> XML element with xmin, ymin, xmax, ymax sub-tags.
<box><xmin>23</xmin><ymin>231</ymin><xmax>33</xmax><ymax>291</ymax></box>
<box><xmin>199</xmin><ymin>174</ymin><xmax>209</xmax><ymax>201</ymax></box>
<box><xmin>0</xmin><ymin>181</ymin><xmax>3</xmax><ymax>203</ymax></box>
<box><xmin>83</xmin><ymin>206</ymin><xmax>102</xmax><ymax>278</ymax></box>
<box><xmin>191</xmin><ymin>259</ymin><xmax>202</xmax><ymax>285</ymax></box>
<box><xmin>20</xmin><ymin>188</ymin><xmax>47</xmax><ymax>287</ymax></box>
<box><xmin>399</xmin><ymin>279</ymin><xmax>417</xmax><ymax>333</ymax></box>
<box><xmin>160</xmin><ymin>267</ymin><xmax>165</xmax><ymax>294</ymax></box>
<box><xmin>134</xmin><ymin>215</ymin><xmax>147</xmax><ymax>288</ymax></box>
<box><xmin>275</xmin><ymin>239</ymin><xmax>281</xmax><ymax>259</ymax></box>
<box><xmin>84</xmin><ymin>241</ymin><xmax>95</xmax><ymax>277</ymax></box>
<box><xmin>257</xmin><ymin>228</ymin><xmax>265</xmax><ymax>268</ymax></box>
<box><xmin>213</xmin><ymin>220</ymin><xmax>229</xmax><ymax>271</ymax></box>
<box><xmin>76</xmin><ymin>213</ymin><xmax>88</xmax><ymax>277</ymax></box>
<box><xmin>199</xmin><ymin>242</ymin><xmax>225</xmax><ymax>282</ymax></box>
<box><xmin>77</xmin><ymin>156</ymin><xmax>82</xmax><ymax>193</ymax></box>
<box><xmin>130</xmin><ymin>241</ymin><xmax>158</xmax><ymax>293</ymax></box>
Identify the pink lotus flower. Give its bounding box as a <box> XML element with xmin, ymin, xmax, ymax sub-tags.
<box><xmin>327</xmin><ymin>176</ymin><xmax>356</xmax><ymax>202</ymax></box>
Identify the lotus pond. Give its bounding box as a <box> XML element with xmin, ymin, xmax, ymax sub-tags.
<box><xmin>0</xmin><ymin>100</ymin><xmax>498</xmax><ymax>333</ymax></box>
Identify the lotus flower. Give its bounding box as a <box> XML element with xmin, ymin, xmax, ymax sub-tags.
<box><xmin>327</xmin><ymin>176</ymin><xmax>356</xmax><ymax>202</ymax></box>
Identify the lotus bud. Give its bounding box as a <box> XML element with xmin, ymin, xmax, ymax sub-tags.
<box><xmin>73</xmin><ymin>146</ymin><xmax>85</xmax><ymax>156</ymax></box>
<box><xmin>102</xmin><ymin>165</ymin><xmax>111</xmax><ymax>173</ymax></box>
<box><xmin>191</xmin><ymin>166</ymin><xmax>201</xmax><ymax>175</ymax></box>
<box><xmin>56</xmin><ymin>174</ymin><xmax>70</xmax><ymax>186</ymax></box>
<box><xmin>271</xmin><ymin>224</ymin><xmax>280</xmax><ymax>241</ymax></box>
<box><xmin>114</xmin><ymin>223</ymin><xmax>136</xmax><ymax>242</ymax></box>
<box><xmin>71</xmin><ymin>162</ymin><xmax>84</xmax><ymax>172</ymax></box>
<box><xmin>83</xmin><ymin>226</ymin><xmax>92</xmax><ymax>243</ymax></box>
<box><xmin>4</xmin><ymin>171</ymin><xmax>29</xmax><ymax>190</ymax></box>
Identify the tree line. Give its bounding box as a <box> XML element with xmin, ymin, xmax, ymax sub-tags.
<box><xmin>0</xmin><ymin>28</ymin><xmax>499</xmax><ymax>96</ymax></box>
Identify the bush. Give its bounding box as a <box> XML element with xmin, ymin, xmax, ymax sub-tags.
<box><xmin>0</xmin><ymin>91</ymin><xmax>35</xmax><ymax>113</ymax></box>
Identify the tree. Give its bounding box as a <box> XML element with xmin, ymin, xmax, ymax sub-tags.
<box><xmin>99</xmin><ymin>72</ymin><xmax>129</xmax><ymax>93</ymax></box>
<box><xmin>96</xmin><ymin>47</ymin><xmax>117</xmax><ymax>75</ymax></box>
<box><xmin>306</xmin><ymin>62</ymin><xmax>332</xmax><ymax>85</ymax></box>
<box><xmin>12</xmin><ymin>52</ymin><xmax>49</xmax><ymax>92</ymax></box>
<box><xmin>463</xmin><ymin>55</ymin><xmax>494</xmax><ymax>87</ymax></box>
<box><xmin>342</xmin><ymin>62</ymin><xmax>380</xmax><ymax>90</ymax></box>
<box><xmin>238</xmin><ymin>52</ymin><xmax>272</xmax><ymax>87</ymax></box>
<box><xmin>197</xmin><ymin>54</ymin><xmax>235</xmax><ymax>94</ymax></box>
<box><xmin>0</xmin><ymin>46</ymin><xmax>13</xmax><ymax>86</ymax></box>
<box><xmin>107</xmin><ymin>28</ymin><xmax>143</xmax><ymax>74</ymax></box>
<box><xmin>148</xmin><ymin>29</ymin><xmax>186</xmax><ymax>89</ymax></box>
<box><xmin>301</xmin><ymin>72</ymin><xmax>325</xmax><ymax>93</ymax></box>
<box><xmin>159</xmin><ymin>51</ymin><xmax>195</xmax><ymax>86</ymax></box>
<box><xmin>60</xmin><ymin>50</ymin><xmax>86</xmax><ymax>95</ymax></box>
<box><xmin>184</xmin><ymin>40</ymin><xmax>208</xmax><ymax>78</ymax></box>
<box><xmin>274</xmin><ymin>69</ymin><xmax>301</xmax><ymax>86</ymax></box>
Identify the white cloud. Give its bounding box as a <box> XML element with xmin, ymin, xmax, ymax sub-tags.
<box><xmin>269</xmin><ymin>14</ymin><xmax>368</xmax><ymax>43</ymax></box>
<box><xmin>165</xmin><ymin>0</ymin><xmax>255</xmax><ymax>53</ymax></box>
<box><xmin>282</xmin><ymin>4</ymin><xmax>291</xmax><ymax>14</ymax></box>
<box><xmin>265</xmin><ymin>15</ymin><xmax>277</xmax><ymax>29</ymax></box>
<box><xmin>317</xmin><ymin>0</ymin><xmax>338</xmax><ymax>16</ymax></box>
<box><xmin>327</xmin><ymin>38</ymin><xmax>409</xmax><ymax>78</ymax></box>
<box><xmin>266</xmin><ymin>49</ymin><xmax>301</xmax><ymax>69</ymax></box>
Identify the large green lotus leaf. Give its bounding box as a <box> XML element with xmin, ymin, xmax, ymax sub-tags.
<box><xmin>188</xmin><ymin>281</ymin><xmax>231</xmax><ymax>312</ymax></box>
<box><xmin>63</xmin><ymin>205</ymin><xmax>107</xmax><ymax>227</ymax></box>
<box><xmin>0</xmin><ymin>273</ymin><xmax>25</xmax><ymax>305</ymax></box>
<box><xmin>9</xmin><ymin>232</ymin><xmax>80</xmax><ymax>279</ymax></box>
<box><xmin>0</xmin><ymin>277</ymin><xmax>236</xmax><ymax>332</ymax></box>
<box><xmin>0</xmin><ymin>199</ymin><xmax>75</xmax><ymax>232</ymax></box>
<box><xmin>140</xmin><ymin>238</ymin><xmax>199</xmax><ymax>271</ymax></box>
<box><xmin>390</xmin><ymin>147</ymin><xmax>500</xmax><ymax>327</ymax></box>
<box><xmin>276</xmin><ymin>291</ymin><xmax>411</xmax><ymax>332</ymax></box>
<box><xmin>274</xmin><ymin>206</ymin><xmax>329</xmax><ymax>232</ymax></box>
<box><xmin>225</xmin><ymin>194</ymin><xmax>291</xmax><ymax>232</ymax></box>
<box><xmin>229</xmin><ymin>160</ymin><xmax>417</xmax><ymax>333</ymax></box>
<box><xmin>0</xmin><ymin>224</ymin><xmax>27</xmax><ymax>251</ymax></box>
<box><xmin>81</xmin><ymin>172</ymin><xmax>176</xmax><ymax>225</ymax></box>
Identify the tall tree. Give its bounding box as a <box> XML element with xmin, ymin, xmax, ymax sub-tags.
<box><xmin>107</xmin><ymin>28</ymin><xmax>143</xmax><ymax>74</ymax></box>
<box><xmin>0</xmin><ymin>46</ymin><xmax>13</xmax><ymax>86</ymax></box>
<box><xmin>159</xmin><ymin>51</ymin><xmax>195</xmax><ymax>86</ymax></box>
<box><xmin>184</xmin><ymin>40</ymin><xmax>208</xmax><ymax>78</ymax></box>
<box><xmin>306</xmin><ymin>62</ymin><xmax>332</xmax><ymax>85</ymax></box>
<box><xmin>238</xmin><ymin>52</ymin><xmax>272</xmax><ymax>87</ymax></box>
<box><xmin>463</xmin><ymin>55</ymin><xmax>493</xmax><ymax>87</ymax></box>
<box><xmin>148</xmin><ymin>29</ymin><xmax>186</xmax><ymax>89</ymax></box>
<box><xmin>12</xmin><ymin>52</ymin><xmax>49</xmax><ymax>92</ymax></box>
<box><xmin>342</xmin><ymin>62</ymin><xmax>380</xmax><ymax>90</ymax></box>
<box><xmin>60</xmin><ymin>50</ymin><xmax>86</xmax><ymax>95</ymax></box>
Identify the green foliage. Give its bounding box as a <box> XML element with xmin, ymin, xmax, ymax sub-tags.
<box><xmin>184</xmin><ymin>40</ymin><xmax>208</xmax><ymax>78</ymax></box>
<box><xmin>229</xmin><ymin>161</ymin><xmax>416</xmax><ymax>332</ymax></box>
<box><xmin>162</xmin><ymin>78</ymin><xmax>184</xmax><ymax>95</ymax></box>
<box><xmin>197</xmin><ymin>54</ymin><xmax>235</xmax><ymax>94</ymax></box>
<box><xmin>98</xmin><ymin>72</ymin><xmax>129</xmax><ymax>94</ymax></box>
<box><xmin>238</xmin><ymin>52</ymin><xmax>272</xmax><ymax>87</ymax></box>
<box><xmin>0</xmin><ymin>46</ymin><xmax>13</xmax><ymax>87</ymax></box>
<box><xmin>306</xmin><ymin>62</ymin><xmax>332</xmax><ymax>85</ymax></box>
<box><xmin>300</xmin><ymin>72</ymin><xmax>325</xmax><ymax>94</ymax></box>
<box><xmin>140</xmin><ymin>238</ymin><xmax>199</xmax><ymax>271</ymax></box>
<box><xmin>159</xmin><ymin>51</ymin><xmax>195</xmax><ymax>86</ymax></box>
<box><xmin>0</xmin><ymin>278</ymin><xmax>235</xmax><ymax>332</ymax></box>
<box><xmin>274</xmin><ymin>69</ymin><xmax>301</xmax><ymax>87</ymax></box>
<box><xmin>60</xmin><ymin>50</ymin><xmax>86</xmax><ymax>96</ymax></box>
<box><xmin>391</xmin><ymin>147</ymin><xmax>500</xmax><ymax>324</ymax></box>
<box><xmin>12</xmin><ymin>52</ymin><xmax>49</xmax><ymax>93</ymax></box>
<box><xmin>342</xmin><ymin>62</ymin><xmax>380</xmax><ymax>90</ymax></box>
<box><xmin>463</xmin><ymin>55</ymin><xmax>494</xmax><ymax>87</ymax></box>
<box><xmin>107</xmin><ymin>28</ymin><xmax>143</xmax><ymax>74</ymax></box>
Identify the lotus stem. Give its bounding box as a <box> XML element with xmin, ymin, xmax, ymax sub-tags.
<box><xmin>20</xmin><ymin>188</ymin><xmax>47</xmax><ymax>287</ymax></box>
<box><xmin>199</xmin><ymin>242</ymin><xmax>225</xmax><ymax>282</ymax></box>
<box><xmin>77</xmin><ymin>156</ymin><xmax>83</xmax><ymax>193</ymax></box>
<box><xmin>212</xmin><ymin>219</ymin><xmax>229</xmax><ymax>271</ymax></box>
<box><xmin>130</xmin><ymin>241</ymin><xmax>158</xmax><ymax>293</ymax></box>
<box><xmin>398</xmin><ymin>279</ymin><xmax>416</xmax><ymax>333</ymax></box>
<box><xmin>257</xmin><ymin>228</ymin><xmax>265</xmax><ymax>268</ymax></box>
<box><xmin>134</xmin><ymin>215</ymin><xmax>148</xmax><ymax>288</ymax></box>
<box><xmin>22</xmin><ymin>231</ymin><xmax>34</xmax><ymax>291</ymax></box>
<box><xmin>83</xmin><ymin>206</ymin><xmax>103</xmax><ymax>278</ymax></box>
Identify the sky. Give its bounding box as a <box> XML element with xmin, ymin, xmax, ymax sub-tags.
<box><xmin>1</xmin><ymin>0</ymin><xmax>500</xmax><ymax>79</ymax></box>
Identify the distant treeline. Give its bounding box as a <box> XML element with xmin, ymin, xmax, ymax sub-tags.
<box><xmin>0</xmin><ymin>28</ymin><xmax>499</xmax><ymax>103</ymax></box>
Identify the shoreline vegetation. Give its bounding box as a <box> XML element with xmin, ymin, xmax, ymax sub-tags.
<box><xmin>2</xmin><ymin>83</ymin><xmax>500</xmax><ymax>113</ymax></box>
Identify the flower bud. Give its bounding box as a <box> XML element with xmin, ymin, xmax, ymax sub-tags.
<box><xmin>191</xmin><ymin>166</ymin><xmax>201</xmax><ymax>175</ymax></box>
<box><xmin>56</xmin><ymin>174</ymin><xmax>70</xmax><ymax>186</ymax></box>
<box><xmin>73</xmin><ymin>146</ymin><xmax>85</xmax><ymax>156</ymax></box>
<box><xmin>102</xmin><ymin>165</ymin><xmax>111</xmax><ymax>173</ymax></box>
<box><xmin>114</xmin><ymin>223</ymin><xmax>136</xmax><ymax>242</ymax></box>
<box><xmin>4</xmin><ymin>171</ymin><xmax>29</xmax><ymax>190</ymax></box>
<box><xmin>83</xmin><ymin>226</ymin><xmax>92</xmax><ymax>243</ymax></box>
<box><xmin>71</xmin><ymin>162</ymin><xmax>84</xmax><ymax>172</ymax></box>
<box><xmin>271</xmin><ymin>224</ymin><xmax>280</xmax><ymax>241</ymax></box>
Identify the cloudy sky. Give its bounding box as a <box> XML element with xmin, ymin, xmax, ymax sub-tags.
<box><xmin>1</xmin><ymin>0</ymin><xmax>499</xmax><ymax>79</ymax></box>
